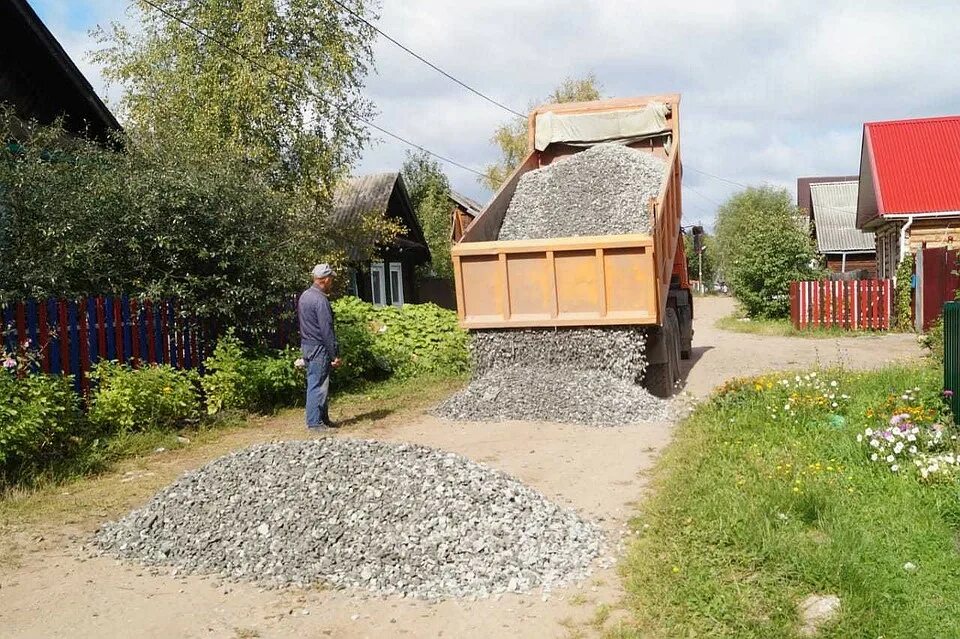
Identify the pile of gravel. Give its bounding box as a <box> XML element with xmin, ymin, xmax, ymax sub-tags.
<box><xmin>434</xmin><ymin>365</ymin><xmax>669</xmax><ymax>426</ymax></box>
<box><xmin>94</xmin><ymin>438</ymin><xmax>605</xmax><ymax>599</ymax></box>
<box><xmin>497</xmin><ymin>143</ymin><xmax>667</xmax><ymax>241</ymax></box>
<box><xmin>470</xmin><ymin>327</ymin><xmax>649</xmax><ymax>384</ymax></box>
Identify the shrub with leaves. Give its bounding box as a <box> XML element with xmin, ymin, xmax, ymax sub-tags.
<box><xmin>0</xmin><ymin>349</ymin><xmax>84</xmax><ymax>483</ymax></box>
<box><xmin>328</xmin><ymin>297</ymin><xmax>469</xmax><ymax>385</ymax></box>
<box><xmin>200</xmin><ymin>332</ymin><xmax>253</xmax><ymax>414</ymax></box>
<box><xmin>329</xmin><ymin>296</ymin><xmax>390</xmax><ymax>387</ymax></box>
<box><xmin>88</xmin><ymin>361</ymin><xmax>200</xmax><ymax>433</ymax></box>
<box><xmin>714</xmin><ymin>186</ymin><xmax>819</xmax><ymax>319</ymax></box>
<box><xmin>895</xmin><ymin>254</ymin><xmax>915</xmax><ymax>331</ymax></box>
<box><xmin>202</xmin><ymin>334</ymin><xmax>305</xmax><ymax>414</ymax></box>
<box><xmin>368</xmin><ymin>303</ymin><xmax>470</xmax><ymax>380</ymax></box>
<box><xmin>247</xmin><ymin>347</ymin><xmax>305</xmax><ymax>411</ymax></box>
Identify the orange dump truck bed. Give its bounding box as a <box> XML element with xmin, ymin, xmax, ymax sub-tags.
<box><xmin>452</xmin><ymin>94</ymin><xmax>686</xmax><ymax>331</ymax></box>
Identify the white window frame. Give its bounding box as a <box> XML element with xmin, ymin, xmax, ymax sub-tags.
<box><xmin>370</xmin><ymin>262</ymin><xmax>386</xmax><ymax>306</ymax></box>
<box><xmin>389</xmin><ymin>263</ymin><xmax>404</xmax><ymax>307</ymax></box>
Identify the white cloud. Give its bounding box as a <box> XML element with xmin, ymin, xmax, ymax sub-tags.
<box><xmin>31</xmin><ymin>0</ymin><xmax>960</xmax><ymax>218</ymax></box>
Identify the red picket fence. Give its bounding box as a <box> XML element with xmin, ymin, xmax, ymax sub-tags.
<box><xmin>1</xmin><ymin>296</ymin><xmax>211</xmax><ymax>395</ymax></box>
<box><xmin>790</xmin><ymin>279</ymin><xmax>893</xmax><ymax>330</ymax></box>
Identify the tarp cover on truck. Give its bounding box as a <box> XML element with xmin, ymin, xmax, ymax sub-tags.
<box><xmin>533</xmin><ymin>102</ymin><xmax>670</xmax><ymax>151</ymax></box>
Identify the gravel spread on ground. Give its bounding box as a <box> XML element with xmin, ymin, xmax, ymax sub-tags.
<box><xmin>497</xmin><ymin>143</ymin><xmax>667</xmax><ymax>241</ymax></box>
<box><xmin>94</xmin><ymin>438</ymin><xmax>606</xmax><ymax>599</ymax></box>
<box><xmin>434</xmin><ymin>365</ymin><xmax>670</xmax><ymax>426</ymax></box>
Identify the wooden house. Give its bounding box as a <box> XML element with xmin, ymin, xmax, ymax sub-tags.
<box><xmin>797</xmin><ymin>177</ymin><xmax>876</xmax><ymax>276</ymax></box>
<box><xmin>449</xmin><ymin>189</ymin><xmax>482</xmax><ymax>243</ymax></box>
<box><xmin>331</xmin><ymin>172</ymin><xmax>431</xmax><ymax>307</ymax></box>
<box><xmin>1</xmin><ymin>0</ymin><xmax>120</xmax><ymax>143</ymax></box>
<box><xmin>856</xmin><ymin>116</ymin><xmax>960</xmax><ymax>278</ymax></box>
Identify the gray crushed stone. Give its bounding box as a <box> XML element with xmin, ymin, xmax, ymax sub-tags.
<box><xmin>438</xmin><ymin>144</ymin><xmax>671</xmax><ymax>426</ymax></box>
<box><xmin>94</xmin><ymin>438</ymin><xmax>606</xmax><ymax>599</ymax></box>
<box><xmin>497</xmin><ymin>143</ymin><xmax>667</xmax><ymax>241</ymax></box>
<box><xmin>433</xmin><ymin>365</ymin><xmax>669</xmax><ymax>426</ymax></box>
<box><xmin>470</xmin><ymin>327</ymin><xmax>649</xmax><ymax>384</ymax></box>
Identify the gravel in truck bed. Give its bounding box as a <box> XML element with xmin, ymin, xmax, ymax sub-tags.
<box><xmin>94</xmin><ymin>438</ymin><xmax>606</xmax><ymax>599</ymax></box>
<box><xmin>497</xmin><ymin>142</ymin><xmax>668</xmax><ymax>241</ymax></box>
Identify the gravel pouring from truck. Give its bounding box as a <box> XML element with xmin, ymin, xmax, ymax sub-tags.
<box><xmin>451</xmin><ymin>94</ymin><xmax>693</xmax><ymax>397</ymax></box>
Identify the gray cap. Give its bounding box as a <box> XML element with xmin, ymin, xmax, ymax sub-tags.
<box><xmin>311</xmin><ymin>263</ymin><xmax>334</xmax><ymax>278</ymax></box>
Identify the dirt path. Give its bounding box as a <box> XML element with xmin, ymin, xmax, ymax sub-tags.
<box><xmin>0</xmin><ymin>298</ymin><xmax>922</xmax><ymax>639</ymax></box>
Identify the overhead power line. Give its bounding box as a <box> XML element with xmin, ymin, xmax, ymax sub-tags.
<box><xmin>329</xmin><ymin>0</ymin><xmax>527</xmax><ymax>119</ymax></box>
<box><xmin>137</xmin><ymin>0</ymin><xmax>485</xmax><ymax>177</ymax></box>
<box><xmin>687</xmin><ymin>166</ymin><xmax>748</xmax><ymax>189</ymax></box>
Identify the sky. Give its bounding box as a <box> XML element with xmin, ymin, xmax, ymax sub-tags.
<box><xmin>29</xmin><ymin>0</ymin><xmax>960</xmax><ymax>228</ymax></box>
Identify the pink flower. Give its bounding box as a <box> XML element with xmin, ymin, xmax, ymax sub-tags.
<box><xmin>21</xmin><ymin>339</ymin><xmax>31</xmax><ymax>348</ymax></box>
<box><xmin>944</xmin><ymin>389</ymin><xmax>955</xmax><ymax>398</ymax></box>
<box><xmin>2</xmin><ymin>357</ymin><xmax>16</xmax><ymax>369</ymax></box>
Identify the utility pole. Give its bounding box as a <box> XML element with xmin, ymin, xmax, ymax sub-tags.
<box><xmin>692</xmin><ymin>224</ymin><xmax>704</xmax><ymax>293</ymax></box>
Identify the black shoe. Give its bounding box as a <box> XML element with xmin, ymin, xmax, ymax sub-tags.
<box><xmin>322</xmin><ymin>420</ymin><xmax>339</xmax><ymax>429</ymax></box>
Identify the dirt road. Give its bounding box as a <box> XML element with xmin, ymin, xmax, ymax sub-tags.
<box><xmin>0</xmin><ymin>297</ymin><xmax>922</xmax><ymax>639</ymax></box>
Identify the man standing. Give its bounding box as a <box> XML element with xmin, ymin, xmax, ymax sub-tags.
<box><xmin>298</xmin><ymin>264</ymin><xmax>342</xmax><ymax>430</ymax></box>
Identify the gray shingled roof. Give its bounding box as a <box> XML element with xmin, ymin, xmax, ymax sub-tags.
<box><xmin>449</xmin><ymin>189</ymin><xmax>482</xmax><ymax>214</ymax></box>
<box><xmin>810</xmin><ymin>181</ymin><xmax>876</xmax><ymax>253</ymax></box>
<box><xmin>331</xmin><ymin>172</ymin><xmax>398</xmax><ymax>227</ymax></box>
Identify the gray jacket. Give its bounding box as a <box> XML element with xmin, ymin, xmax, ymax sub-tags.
<box><xmin>298</xmin><ymin>285</ymin><xmax>338</xmax><ymax>361</ymax></box>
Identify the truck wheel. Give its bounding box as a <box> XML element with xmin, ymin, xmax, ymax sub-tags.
<box><xmin>646</xmin><ymin>308</ymin><xmax>681</xmax><ymax>398</ymax></box>
<box><xmin>678</xmin><ymin>304</ymin><xmax>693</xmax><ymax>360</ymax></box>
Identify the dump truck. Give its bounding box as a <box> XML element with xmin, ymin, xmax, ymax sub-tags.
<box><xmin>451</xmin><ymin>94</ymin><xmax>693</xmax><ymax>397</ymax></box>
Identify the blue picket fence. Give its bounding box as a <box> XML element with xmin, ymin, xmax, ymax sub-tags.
<box><xmin>1</xmin><ymin>296</ymin><xmax>210</xmax><ymax>394</ymax></box>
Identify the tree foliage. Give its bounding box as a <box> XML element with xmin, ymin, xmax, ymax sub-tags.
<box><xmin>93</xmin><ymin>0</ymin><xmax>378</xmax><ymax>201</ymax></box>
<box><xmin>401</xmin><ymin>151</ymin><xmax>453</xmax><ymax>278</ymax></box>
<box><xmin>479</xmin><ymin>74</ymin><xmax>601</xmax><ymax>191</ymax></box>
<box><xmin>0</xmin><ymin>1</ymin><xmax>397</xmax><ymax>335</ymax></box>
<box><xmin>714</xmin><ymin>186</ymin><xmax>818</xmax><ymax>318</ymax></box>
<box><xmin>0</xmin><ymin>112</ymin><xmax>310</xmax><ymax>329</ymax></box>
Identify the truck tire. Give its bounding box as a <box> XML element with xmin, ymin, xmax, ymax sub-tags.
<box><xmin>678</xmin><ymin>303</ymin><xmax>693</xmax><ymax>360</ymax></box>
<box><xmin>646</xmin><ymin>308</ymin><xmax>681</xmax><ymax>398</ymax></box>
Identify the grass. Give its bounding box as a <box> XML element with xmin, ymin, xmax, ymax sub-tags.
<box><xmin>715</xmin><ymin>313</ymin><xmax>878</xmax><ymax>338</ymax></box>
<box><xmin>0</xmin><ymin>373</ymin><xmax>464</xmax><ymax>567</ymax></box>
<box><xmin>615</xmin><ymin>363</ymin><xmax>960</xmax><ymax>638</ymax></box>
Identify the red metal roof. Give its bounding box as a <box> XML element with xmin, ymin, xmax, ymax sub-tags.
<box><xmin>866</xmin><ymin>115</ymin><xmax>960</xmax><ymax>215</ymax></box>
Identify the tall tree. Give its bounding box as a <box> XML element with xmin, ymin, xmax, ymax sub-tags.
<box><xmin>714</xmin><ymin>186</ymin><xmax>819</xmax><ymax>318</ymax></box>
<box><xmin>94</xmin><ymin>0</ymin><xmax>377</xmax><ymax>203</ymax></box>
<box><xmin>479</xmin><ymin>74</ymin><xmax>601</xmax><ymax>191</ymax></box>
<box><xmin>401</xmin><ymin>151</ymin><xmax>453</xmax><ymax>278</ymax></box>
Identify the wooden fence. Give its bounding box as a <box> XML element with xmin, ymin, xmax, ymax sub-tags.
<box><xmin>790</xmin><ymin>279</ymin><xmax>893</xmax><ymax>330</ymax></box>
<box><xmin>1</xmin><ymin>296</ymin><xmax>209</xmax><ymax>394</ymax></box>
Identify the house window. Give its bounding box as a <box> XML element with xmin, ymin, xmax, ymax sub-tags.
<box><xmin>370</xmin><ymin>262</ymin><xmax>386</xmax><ymax>306</ymax></box>
<box><xmin>389</xmin><ymin>263</ymin><xmax>404</xmax><ymax>307</ymax></box>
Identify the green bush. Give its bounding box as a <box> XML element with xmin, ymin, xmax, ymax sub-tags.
<box><xmin>201</xmin><ymin>333</ymin><xmax>305</xmax><ymax>413</ymax></box>
<box><xmin>200</xmin><ymin>332</ymin><xmax>253</xmax><ymax>414</ymax></box>
<box><xmin>715</xmin><ymin>186</ymin><xmax>819</xmax><ymax>319</ymax></box>
<box><xmin>330</xmin><ymin>296</ymin><xmax>390</xmax><ymax>387</ymax></box>
<box><xmin>88</xmin><ymin>361</ymin><xmax>200</xmax><ymax>432</ymax></box>
<box><xmin>331</xmin><ymin>297</ymin><xmax>469</xmax><ymax>384</ymax></box>
<box><xmin>247</xmin><ymin>347</ymin><xmax>304</xmax><ymax>411</ymax></box>
<box><xmin>895</xmin><ymin>254</ymin><xmax>915</xmax><ymax>331</ymax></box>
<box><xmin>0</xmin><ymin>368</ymin><xmax>84</xmax><ymax>483</ymax></box>
<box><xmin>369</xmin><ymin>303</ymin><xmax>470</xmax><ymax>380</ymax></box>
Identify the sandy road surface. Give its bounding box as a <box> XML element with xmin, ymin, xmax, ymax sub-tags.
<box><xmin>0</xmin><ymin>297</ymin><xmax>921</xmax><ymax>639</ymax></box>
